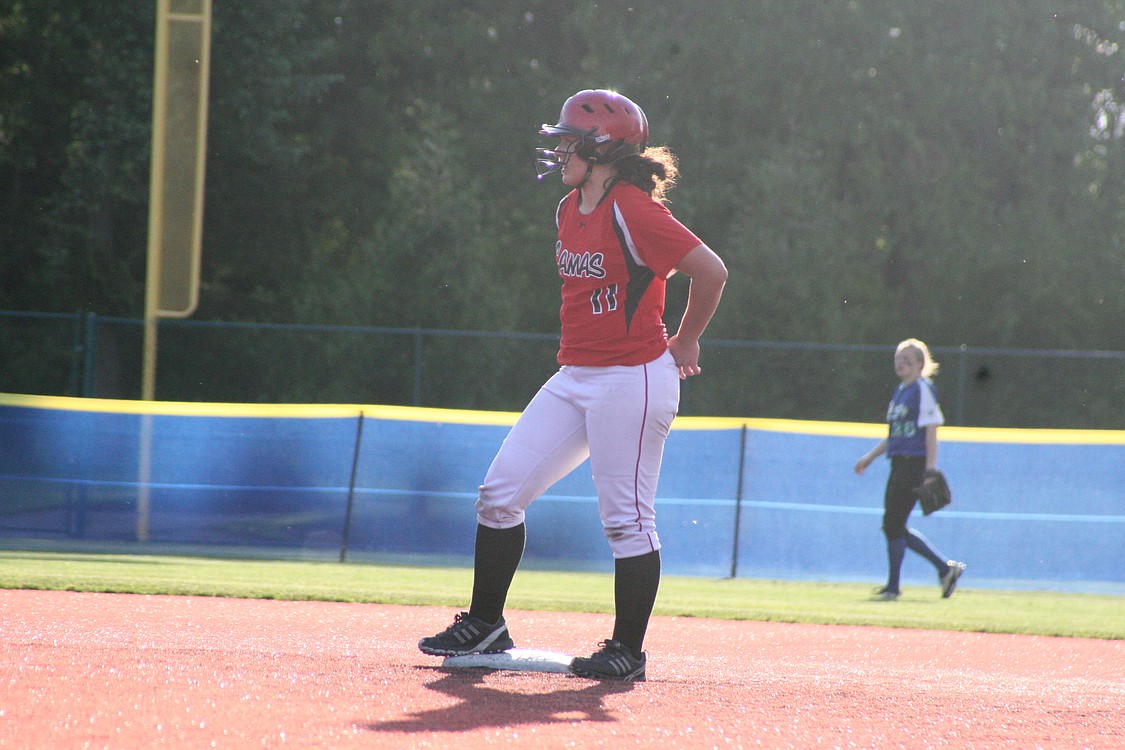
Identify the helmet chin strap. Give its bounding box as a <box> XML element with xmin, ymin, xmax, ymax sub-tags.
<box><xmin>575</xmin><ymin>161</ymin><xmax>594</xmax><ymax>189</ymax></box>
<box><xmin>573</xmin><ymin>140</ymin><xmax>602</xmax><ymax>190</ymax></box>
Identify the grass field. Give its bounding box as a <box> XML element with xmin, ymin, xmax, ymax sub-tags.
<box><xmin>1</xmin><ymin>550</ymin><xmax>1122</xmax><ymax>640</ymax></box>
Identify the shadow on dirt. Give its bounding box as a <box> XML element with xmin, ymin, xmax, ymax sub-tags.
<box><xmin>365</xmin><ymin>666</ymin><xmax>636</xmax><ymax>734</ymax></box>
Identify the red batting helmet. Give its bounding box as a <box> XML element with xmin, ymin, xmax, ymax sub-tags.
<box><xmin>536</xmin><ymin>89</ymin><xmax>649</xmax><ymax>178</ymax></box>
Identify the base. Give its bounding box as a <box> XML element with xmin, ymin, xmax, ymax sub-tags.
<box><xmin>442</xmin><ymin>648</ymin><xmax>575</xmax><ymax>674</ymax></box>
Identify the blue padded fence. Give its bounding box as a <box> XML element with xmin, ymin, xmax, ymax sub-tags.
<box><xmin>0</xmin><ymin>394</ymin><xmax>1122</xmax><ymax>594</ymax></box>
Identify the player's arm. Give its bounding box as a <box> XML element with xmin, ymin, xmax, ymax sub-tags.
<box><xmin>855</xmin><ymin>439</ymin><xmax>887</xmax><ymax>474</ymax></box>
<box><xmin>923</xmin><ymin>424</ymin><xmax>939</xmax><ymax>471</ymax></box>
<box><xmin>667</xmin><ymin>243</ymin><xmax>728</xmax><ymax>379</ymax></box>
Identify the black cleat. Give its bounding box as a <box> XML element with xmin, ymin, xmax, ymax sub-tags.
<box><xmin>940</xmin><ymin>561</ymin><xmax>966</xmax><ymax>598</ymax></box>
<box><xmin>569</xmin><ymin>639</ymin><xmax>646</xmax><ymax>682</ymax></box>
<box><xmin>418</xmin><ymin>612</ymin><xmax>514</xmax><ymax>656</ymax></box>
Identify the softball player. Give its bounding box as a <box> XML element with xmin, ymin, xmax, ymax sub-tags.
<box><xmin>419</xmin><ymin>89</ymin><xmax>728</xmax><ymax>681</ymax></box>
<box><xmin>855</xmin><ymin>338</ymin><xmax>966</xmax><ymax>600</ymax></box>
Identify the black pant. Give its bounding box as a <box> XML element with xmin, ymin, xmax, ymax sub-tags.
<box><xmin>883</xmin><ymin>455</ymin><xmax>925</xmax><ymax>540</ymax></box>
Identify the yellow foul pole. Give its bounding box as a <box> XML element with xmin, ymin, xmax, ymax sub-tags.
<box><xmin>140</xmin><ymin>0</ymin><xmax>211</xmax><ymax>540</ymax></box>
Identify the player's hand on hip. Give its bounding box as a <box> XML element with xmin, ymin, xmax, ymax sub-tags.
<box><xmin>667</xmin><ymin>335</ymin><xmax>702</xmax><ymax>379</ymax></box>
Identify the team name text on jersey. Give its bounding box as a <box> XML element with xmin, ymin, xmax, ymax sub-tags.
<box><xmin>556</xmin><ymin>242</ymin><xmax>606</xmax><ymax>279</ymax></box>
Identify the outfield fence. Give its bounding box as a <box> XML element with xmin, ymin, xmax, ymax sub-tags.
<box><xmin>1</xmin><ymin>393</ymin><xmax>1122</xmax><ymax>594</ymax></box>
<box><xmin>4</xmin><ymin>310</ymin><xmax>1125</xmax><ymax>428</ymax></box>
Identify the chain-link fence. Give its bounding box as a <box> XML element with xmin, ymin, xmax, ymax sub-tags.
<box><xmin>4</xmin><ymin>310</ymin><xmax>1125</xmax><ymax>428</ymax></box>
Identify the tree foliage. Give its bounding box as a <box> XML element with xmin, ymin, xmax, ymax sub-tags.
<box><xmin>1</xmin><ymin>0</ymin><xmax>1123</xmax><ymax>422</ymax></box>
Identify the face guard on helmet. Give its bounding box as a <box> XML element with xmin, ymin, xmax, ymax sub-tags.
<box><xmin>536</xmin><ymin>89</ymin><xmax>649</xmax><ymax>180</ymax></box>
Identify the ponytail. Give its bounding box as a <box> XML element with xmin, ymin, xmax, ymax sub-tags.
<box><xmin>614</xmin><ymin>146</ymin><xmax>679</xmax><ymax>204</ymax></box>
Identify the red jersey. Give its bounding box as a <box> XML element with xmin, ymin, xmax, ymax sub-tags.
<box><xmin>554</xmin><ymin>181</ymin><xmax>702</xmax><ymax>366</ymax></box>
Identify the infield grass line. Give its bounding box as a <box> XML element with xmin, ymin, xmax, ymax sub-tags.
<box><xmin>0</xmin><ymin>551</ymin><xmax>1121</xmax><ymax>640</ymax></box>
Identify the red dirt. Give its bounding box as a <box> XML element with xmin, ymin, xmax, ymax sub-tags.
<box><xmin>1</xmin><ymin>589</ymin><xmax>1121</xmax><ymax>749</ymax></box>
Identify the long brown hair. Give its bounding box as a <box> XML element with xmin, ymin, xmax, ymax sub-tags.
<box><xmin>614</xmin><ymin>146</ymin><xmax>679</xmax><ymax>204</ymax></box>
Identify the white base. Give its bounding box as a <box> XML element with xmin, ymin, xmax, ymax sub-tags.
<box><xmin>442</xmin><ymin>648</ymin><xmax>575</xmax><ymax>674</ymax></box>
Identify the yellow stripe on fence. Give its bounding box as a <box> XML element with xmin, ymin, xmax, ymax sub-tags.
<box><xmin>4</xmin><ymin>392</ymin><xmax>1125</xmax><ymax>444</ymax></box>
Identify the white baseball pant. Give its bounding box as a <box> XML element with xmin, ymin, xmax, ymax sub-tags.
<box><xmin>475</xmin><ymin>349</ymin><xmax>680</xmax><ymax>559</ymax></box>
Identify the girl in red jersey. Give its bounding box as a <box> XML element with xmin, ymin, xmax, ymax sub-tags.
<box><xmin>419</xmin><ymin>89</ymin><xmax>727</xmax><ymax>681</ymax></box>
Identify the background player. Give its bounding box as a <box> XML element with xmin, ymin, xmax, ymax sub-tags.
<box><xmin>418</xmin><ymin>89</ymin><xmax>728</xmax><ymax>681</ymax></box>
<box><xmin>855</xmin><ymin>338</ymin><xmax>966</xmax><ymax>600</ymax></box>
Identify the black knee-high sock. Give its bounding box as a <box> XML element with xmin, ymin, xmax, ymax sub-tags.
<box><xmin>611</xmin><ymin>550</ymin><xmax>661</xmax><ymax>659</ymax></box>
<box><xmin>468</xmin><ymin>523</ymin><xmax>525</xmax><ymax>624</ymax></box>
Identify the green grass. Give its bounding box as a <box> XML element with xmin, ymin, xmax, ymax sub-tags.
<box><xmin>1</xmin><ymin>550</ymin><xmax>1121</xmax><ymax>640</ymax></box>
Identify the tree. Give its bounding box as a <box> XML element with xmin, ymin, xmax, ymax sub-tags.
<box><xmin>2</xmin><ymin>0</ymin><xmax>1123</xmax><ymax>424</ymax></box>
<box><xmin>0</xmin><ymin>1</ymin><xmax>153</xmax><ymax>314</ymax></box>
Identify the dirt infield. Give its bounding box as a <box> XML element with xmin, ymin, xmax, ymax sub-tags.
<box><xmin>1</xmin><ymin>590</ymin><xmax>1122</xmax><ymax>749</ymax></box>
